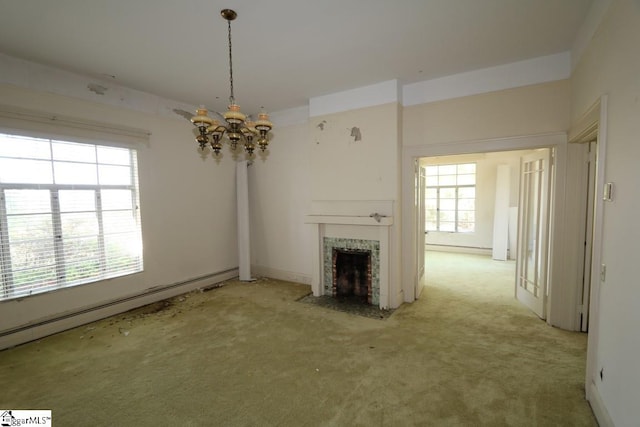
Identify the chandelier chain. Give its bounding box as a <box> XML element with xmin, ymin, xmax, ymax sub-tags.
<box><xmin>227</xmin><ymin>18</ymin><xmax>235</xmax><ymax>104</ymax></box>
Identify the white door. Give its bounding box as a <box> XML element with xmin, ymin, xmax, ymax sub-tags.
<box><xmin>516</xmin><ymin>149</ymin><xmax>552</xmax><ymax>319</ymax></box>
<box><xmin>415</xmin><ymin>163</ymin><xmax>426</xmax><ymax>298</ymax></box>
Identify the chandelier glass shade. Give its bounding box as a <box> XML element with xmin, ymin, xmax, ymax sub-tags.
<box><xmin>191</xmin><ymin>9</ymin><xmax>273</xmax><ymax>156</ymax></box>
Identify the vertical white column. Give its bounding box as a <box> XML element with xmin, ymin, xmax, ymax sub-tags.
<box><xmin>237</xmin><ymin>160</ymin><xmax>253</xmax><ymax>281</ymax></box>
<box><xmin>493</xmin><ymin>165</ymin><xmax>510</xmax><ymax>261</ymax></box>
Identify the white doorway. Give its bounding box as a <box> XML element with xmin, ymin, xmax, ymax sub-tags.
<box><xmin>418</xmin><ymin>148</ymin><xmax>550</xmax><ymax>316</ymax></box>
<box><xmin>402</xmin><ymin>133</ymin><xmax>572</xmax><ymax>328</ymax></box>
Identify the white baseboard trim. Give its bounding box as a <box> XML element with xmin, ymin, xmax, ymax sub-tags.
<box><xmin>252</xmin><ymin>265</ymin><xmax>312</xmax><ymax>286</ymax></box>
<box><xmin>425</xmin><ymin>245</ymin><xmax>494</xmax><ymax>256</ymax></box>
<box><xmin>0</xmin><ymin>268</ymin><xmax>238</xmax><ymax>351</ymax></box>
<box><xmin>588</xmin><ymin>382</ymin><xmax>614</xmax><ymax>427</ymax></box>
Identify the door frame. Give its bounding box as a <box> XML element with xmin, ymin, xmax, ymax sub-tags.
<box><xmin>577</xmin><ymin>140</ymin><xmax>597</xmax><ymax>332</ymax></box>
<box><xmin>401</xmin><ymin>132</ymin><xmax>569</xmax><ymax>326</ymax></box>
<box><xmin>568</xmin><ymin>95</ymin><xmax>608</xmax><ymax>403</ymax></box>
<box><xmin>415</xmin><ymin>162</ymin><xmax>427</xmax><ymax>298</ymax></box>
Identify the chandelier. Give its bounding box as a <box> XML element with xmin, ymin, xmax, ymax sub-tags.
<box><xmin>191</xmin><ymin>9</ymin><xmax>273</xmax><ymax>156</ymax></box>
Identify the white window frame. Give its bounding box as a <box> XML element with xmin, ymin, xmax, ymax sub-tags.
<box><xmin>0</xmin><ymin>131</ymin><xmax>143</xmax><ymax>301</ymax></box>
<box><xmin>425</xmin><ymin>163</ymin><xmax>476</xmax><ymax>233</ymax></box>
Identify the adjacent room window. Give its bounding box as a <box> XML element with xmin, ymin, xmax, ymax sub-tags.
<box><xmin>425</xmin><ymin>163</ymin><xmax>476</xmax><ymax>233</ymax></box>
<box><xmin>0</xmin><ymin>132</ymin><xmax>143</xmax><ymax>301</ymax></box>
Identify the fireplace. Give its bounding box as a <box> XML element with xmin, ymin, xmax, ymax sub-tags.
<box><xmin>305</xmin><ymin>201</ymin><xmax>396</xmax><ymax>309</ymax></box>
<box><xmin>332</xmin><ymin>248</ymin><xmax>372</xmax><ymax>304</ymax></box>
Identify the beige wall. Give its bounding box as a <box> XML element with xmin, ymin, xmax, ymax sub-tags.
<box><xmin>249</xmin><ymin>121</ymin><xmax>313</xmax><ymax>283</ymax></box>
<box><xmin>310</xmin><ymin>103</ymin><xmax>400</xmax><ymax>201</ymax></box>
<box><xmin>571</xmin><ymin>0</ymin><xmax>640</xmax><ymax>425</ymax></box>
<box><xmin>0</xmin><ymin>84</ymin><xmax>239</xmax><ymax>335</ymax></box>
<box><xmin>404</xmin><ymin>80</ymin><xmax>570</xmax><ymax>146</ymax></box>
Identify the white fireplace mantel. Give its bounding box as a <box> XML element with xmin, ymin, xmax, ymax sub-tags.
<box><xmin>305</xmin><ymin>215</ymin><xmax>393</xmax><ymax>227</ymax></box>
<box><xmin>305</xmin><ymin>205</ymin><xmax>394</xmax><ymax>309</ymax></box>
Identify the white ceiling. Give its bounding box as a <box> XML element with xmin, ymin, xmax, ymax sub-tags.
<box><xmin>0</xmin><ymin>0</ymin><xmax>593</xmax><ymax>114</ymax></box>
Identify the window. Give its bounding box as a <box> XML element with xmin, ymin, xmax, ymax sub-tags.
<box><xmin>0</xmin><ymin>133</ymin><xmax>143</xmax><ymax>300</ymax></box>
<box><xmin>425</xmin><ymin>163</ymin><xmax>476</xmax><ymax>232</ymax></box>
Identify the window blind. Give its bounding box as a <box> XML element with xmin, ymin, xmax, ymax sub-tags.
<box><xmin>0</xmin><ymin>132</ymin><xmax>143</xmax><ymax>300</ymax></box>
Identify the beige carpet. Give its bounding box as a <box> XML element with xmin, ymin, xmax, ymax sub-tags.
<box><xmin>0</xmin><ymin>252</ymin><xmax>596</xmax><ymax>426</ymax></box>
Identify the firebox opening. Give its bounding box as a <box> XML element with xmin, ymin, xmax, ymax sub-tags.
<box><xmin>332</xmin><ymin>248</ymin><xmax>372</xmax><ymax>304</ymax></box>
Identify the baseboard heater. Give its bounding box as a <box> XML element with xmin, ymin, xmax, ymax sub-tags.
<box><xmin>425</xmin><ymin>245</ymin><xmax>493</xmax><ymax>255</ymax></box>
<box><xmin>0</xmin><ymin>267</ymin><xmax>238</xmax><ymax>347</ymax></box>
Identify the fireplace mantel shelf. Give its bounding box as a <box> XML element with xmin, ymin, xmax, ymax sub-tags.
<box><xmin>305</xmin><ymin>215</ymin><xmax>393</xmax><ymax>226</ymax></box>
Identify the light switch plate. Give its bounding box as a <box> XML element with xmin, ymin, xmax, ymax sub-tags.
<box><xmin>603</xmin><ymin>182</ymin><xmax>613</xmax><ymax>201</ymax></box>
